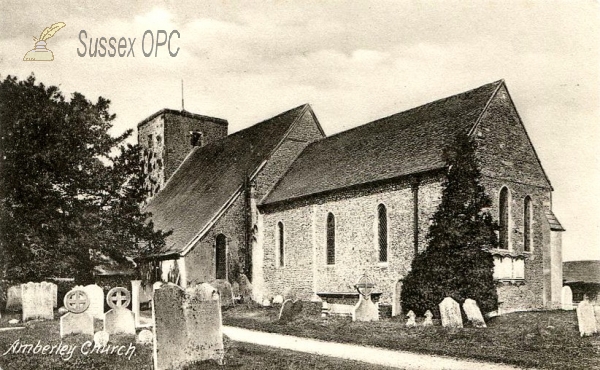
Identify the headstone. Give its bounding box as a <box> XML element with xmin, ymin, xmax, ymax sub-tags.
<box><xmin>238</xmin><ymin>274</ymin><xmax>253</xmax><ymax>303</ymax></box>
<box><xmin>131</xmin><ymin>280</ymin><xmax>142</xmax><ymax>327</ymax></box>
<box><xmin>60</xmin><ymin>289</ymin><xmax>94</xmax><ymax>338</ymax></box>
<box><xmin>83</xmin><ymin>284</ymin><xmax>104</xmax><ymax>320</ymax></box>
<box><xmin>104</xmin><ymin>287</ymin><xmax>135</xmax><ymax>335</ymax></box>
<box><xmin>94</xmin><ymin>331</ymin><xmax>110</xmax><ymax>347</ymax></box>
<box><xmin>49</xmin><ymin>283</ymin><xmax>58</xmax><ymax>308</ymax></box>
<box><xmin>6</xmin><ymin>285</ymin><xmax>22</xmax><ymax>311</ymax></box>
<box><xmin>262</xmin><ymin>298</ymin><xmax>271</xmax><ymax>307</ymax></box>
<box><xmin>137</xmin><ymin>329</ymin><xmax>153</xmax><ymax>345</ymax></box>
<box><xmin>392</xmin><ymin>280</ymin><xmax>403</xmax><ymax>317</ymax></box>
<box><xmin>273</xmin><ymin>295</ymin><xmax>284</xmax><ymax>305</ymax></box>
<box><xmin>21</xmin><ymin>282</ymin><xmax>53</xmax><ymax>321</ymax></box>
<box><xmin>153</xmin><ymin>283</ymin><xmax>224</xmax><ymax>370</ymax></box>
<box><xmin>283</xmin><ymin>287</ymin><xmax>297</xmax><ymax>301</ymax></box>
<box><xmin>439</xmin><ymin>297</ymin><xmax>463</xmax><ymax>328</ymax></box>
<box><xmin>561</xmin><ymin>286</ymin><xmax>574</xmax><ymax>310</ymax></box>
<box><xmin>232</xmin><ymin>282</ymin><xmax>240</xmax><ymax>298</ymax></box>
<box><xmin>209</xmin><ymin>279</ymin><xmax>234</xmax><ymax>307</ymax></box>
<box><xmin>463</xmin><ymin>299</ymin><xmax>486</xmax><ymax>328</ymax></box>
<box><xmin>278</xmin><ymin>299</ymin><xmax>303</xmax><ymax>322</ymax></box>
<box><xmin>577</xmin><ymin>299</ymin><xmax>598</xmax><ymax>337</ymax></box>
<box><xmin>406</xmin><ymin>310</ymin><xmax>416</xmax><ymax>327</ymax></box>
<box><xmin>352</xmin><ymin>295</ymin><xmax>379</xmax><ymax>322</ymax></box>
<box><xmin>9</xmin><ymin>319</ymin><xmax>19</xmax><ymax>325</ymax></box>
<box><xmin>423</xmin><ymin>310</ymin><xmax>434</xmax><ymax>327</ymax></box>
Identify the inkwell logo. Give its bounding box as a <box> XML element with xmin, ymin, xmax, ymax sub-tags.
<box><xmin>23</xmin><ymin>22</ymin><xmax>66</xmax><ymax>61</ymax></box>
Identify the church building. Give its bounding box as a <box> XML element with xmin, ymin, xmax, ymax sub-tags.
<box><xmin>138</xmin><ymin>80</ymin><xmax>564</xmax><ymax>314</ymax></box>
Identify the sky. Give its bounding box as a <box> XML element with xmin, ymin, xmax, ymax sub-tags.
<box><xmin>1</xmin><ymin>0</ymin><xmax>599</xmax><ymax>261</ymax></box>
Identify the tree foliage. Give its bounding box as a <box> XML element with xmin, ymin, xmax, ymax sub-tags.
<box><xmin>0</xmin><ymin>74</ymin><xmax>168</xmax><ymax>284</ymax></box>
<box><xmin>401</xmin><ymin>133</ymin><xmax>498</xmax><ymax>316</ymax></box>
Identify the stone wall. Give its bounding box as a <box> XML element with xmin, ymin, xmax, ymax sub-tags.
<box><xmin>138</xmin><ymin>114</ymin><xmax>166</xmax><ymax>199</ymax></box>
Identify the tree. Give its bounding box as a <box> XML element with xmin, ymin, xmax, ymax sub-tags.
<box><xmin>0</xmin><ymin>74</ymin><xmax>167</xmax><ymax>284</ymax></box>
<box><xmin>401</xmin><ymin>133</ymin><xmax>498</xmax><ymax>316</ymax></box>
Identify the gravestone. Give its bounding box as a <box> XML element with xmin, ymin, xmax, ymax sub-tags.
<box><xmin>278</xmin><ymin>299</ymin><xmax>303</xmax><ymax>323</ymax></box>
<box><xmin>262</xmin><ymin>298</ymin><xmax>271</xmax><ymax>307</ymax></box>
<box><xmin>60</xmin><ymin>289</ymin><xmax>94</xmax><ymax>338</ymax></box>
<box><xmin>423</xmin><ymin>310</ymin><xmax>434</xmax><ymax>327</ymax></box>
<box><xmin>153</xmin><ymin>283</ymin><xmax>224</xmax><ymax>369</ymax></box>
<box><xmin>6</xmin><ymin>285</ymin><xmax>22</xmax><ymax>311</ymax></box>
<box><xmin>104</xmin><ymin>287</ymin><xmax>135</xmax><ymax>335</ymax></box>
<box><xmin>238</xmin><ymin>274</ymin><xmax>253</xmax><ymax>303</ymax></box>
<box><xmin>137</xmin><ymin>329</ymin><xmax>153</xmax><ymax>345</ymax></box>
<box><xmin>94</xmin><ymin>331</ymin><xmax>110</xmax><ymax>347</ymax></box>
<box><xmin>131</xmin><ymin>280</ymin><xmax>142</xmax><ymax>327</ymax></box>
<box><xmin>209</xmin><ymin>279</ymin><xmax>234</xmax><ymax>307</ymax></box>
<box><xmin>49</xmin><ymin>283</ymin><xmax>58</xmax><ymax>308</ymax></box>
<box><xmin>406</xmin><ymin>310</ymin><xmax>416</xmax><ymax>327</ymax></box>
<box><xmin>392</xmin><ymin>280</ymin><xmax>403</xmax><ymax>317</ymax></box>
<box><xmin>352</xmin><ymin>295</ymin><xmax>379</xmax><ymax>322</ymax></box>
<box><xmin>577</xmin><ymin>299</ymin><xmax>598</xmax><ymax>337</ymax></box>
<box><xmin>83</xmin><ymin>284</ymin><xmax>104</xmax><ymax>320</ymax></box>
<box><xmin>463</xmin><ymin>299</ymin><xmax>486</xmax><ymax>328</ymax></box>
<box><xmin>439</xmin><ymin>297</ymin><xmax>463</xmax><ymax>328</ymax></box>
<box><xmin>561</xmin><ymin>286</ymin><xmax>574</xmax><ymax>310</ymax></box>
<box><xmin>273</xmin><ymin>295</ymin><xmax>284</xmax><ymax>305</ymax></box>
<box><xmin>232</xmin><ymin>282</ymin><xmax>240</xmax><ymax>299</ymax></box>
<box><xmin>21</xmin><ymin>282</ymin><xmax>54</xmax><ymax>321</ymax></box>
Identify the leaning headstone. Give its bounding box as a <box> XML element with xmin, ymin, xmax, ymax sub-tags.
<box><xmin>463</xmin><ymin>299</ymin><xmax>486</xmax><ymax>328</ymax></box>
<box><xmin>406</xmin><ymin>310</ymin><xmax>416</xmax><ymax>327</ymax></box>
<box><xmin>137</xmin><ymin>329</ymin><xmax>153</xmax><ymax>345</ymax></box>
<box><xmin>439</xmin><ymin>297</ymin><xmax>463</xmax><ymax>328</ymax></box>
<box><xmin>153</xmin><ymin>283</ymin><xmax>224</xmax><ymax>369</ymax></box>
<box><xmin>278</xmin><ymin>299</ymin><xmax>303</xmax><ymax>323</ymax></box>
<box><xmin>239</xmin><ymin>274</ymin><xmax>253</xmax><ymax>303</ymax></box>
<box><xmin>561</xmin><ymin>286</ymin><xmax>574</xmax><ymax>310</ymax></box>
<box><xmin>22</xmin><ymin>282</ymin><xmax>53</xmax><ymax>321</ymax></box>
<box><xmin>210</xmin><ymin>279</ymin><xmax>235</xmax><ymax>307</ymax></box>
<box><xmin>273</xmin><ymin>295</ymin><xmax>284</xmax><ymax>305</ymax></box>
<box><xmin>104</xmin><ymin>287</ymin><xmax>135</xmax><ymax>335</ymax></box>
<box><xmin>423</xmin><ymin>310</ymin><xmax>434</xmax><ymax>327</ymax></box>
<box><xmin>94</xmin><ymin>331</ymin><xmax>110</xmax><ymax>347</ymax></box>
<box><xmin>577</xmin><ymin>299</ymin><xmax>598</xmax><ymax>337</ymax></box>
<box><xmin>60</xmin><ymin>289</ymin><xmax>94</xmax><ymax>338</ymax></box>
<box><xmin>83</xmin><ymin>284</ymin><xmax>104</xmax><ymax>320</ymax></box>
<box><xmin>6</xmin><ymin>285</ymin><xmax>22</xmax><ymax>311</ymax></box>
<box><xmin>352</xmin><ymin>295</ymin><xmax>379</xmax><ymax>322</ymax></box>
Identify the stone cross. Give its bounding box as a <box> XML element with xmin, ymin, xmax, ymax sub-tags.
<box><xmin>406</xmin><ymin>310</ymin><xmax>416</xmax><ymax>327</ymax></box>
<box><xmin>423</xmin><ymin>310</ymin><xmax>434</xmax><ymax>327</ymax></box>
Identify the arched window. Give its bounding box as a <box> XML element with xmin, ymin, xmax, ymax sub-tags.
<box><xmin>378</xmin><ymin>204</ymin><xmax>388</xmax><ymax>262</ymax></box>
<box><xmin>215</xmin><ymin>234</ymin><xmax>227</xmax><ymax>280</ymax></box>
<box><xmin>277</xmin><ymin>222</ymin><xmax>285</xmax><ymax>267</ymax></box>
<box><xmin>524</xmin><ymin>196</ymin><xmax>533</xmax><ymax>252</ymax></box>
<box><xmin>499</xmin><ymin>187</ymin><xmax>510</xmax><ymax>250</ymax></box>
<box><xmin>326</xmin><ymin>213</ymin><xmax>335</xmax><ymax>265</ymax></box>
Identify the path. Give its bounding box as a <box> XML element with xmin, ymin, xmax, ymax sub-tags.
<box><xmin>222</xmin><ymin>326</ymin><xmax>525</xmax><ymax>370</ymax></box>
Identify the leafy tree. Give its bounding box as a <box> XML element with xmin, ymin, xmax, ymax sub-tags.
<box><xmin>401</xmin><ymin>133</ymin><xmax>498</xmax><ymax>316</ymax></box>
<box><xmin>0</xmin><ymin>74</ymin><xmax>168</xmax><ymax>284</ymax></box>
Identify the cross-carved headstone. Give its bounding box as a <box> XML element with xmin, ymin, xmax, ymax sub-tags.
<box><xmin>352</xmin><ymin>274</ymin><xmax>379</xmax><ymax>322</ymax></box>
<box><xmin>463</xmin><ymin>299</ymin><xmax>486</xmax><ymax>328</ymax></box>
<box><xmin>104</xmin><ymin>287</ymin><xmax>135</xmax><ymax>335</ymax></box>
<box><xmin>406</xmin><ymin>310</ymin><xmax>416</xmax><ymax>327</ymax></box>
<box><xmin>60</xmin><ymin>289</ymin><xmax>94</xmax><ymax>338</ymax></box>
<box><xmin>153</xmin><ymin>283</ymin><xmax>224</xmax><ymax>369</ymax></box>
<box><xmin>439</xmin><ymin>297</ymin><xmax>463</xmax><ymax>328</ymax></box>
<box><xmin>423</xmin><ymin>310</ymin><xmax>434</xmax><ymax>327</ymax></box>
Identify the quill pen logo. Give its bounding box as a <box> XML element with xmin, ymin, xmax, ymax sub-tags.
<box><xmin>23</xmin><ymin>22</ymin><xmax>66</xmax><ymax>61</ymax></box>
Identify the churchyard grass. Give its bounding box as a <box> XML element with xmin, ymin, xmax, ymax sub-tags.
<box><xmin>0</xmin><ymin>311</ymin><xmax>394</xmax><ymax>370</ymax></box>
<box><xmin>222</xmin><ymin>303</ymin><xmax>600</xmax><ymax>370</ymax></box>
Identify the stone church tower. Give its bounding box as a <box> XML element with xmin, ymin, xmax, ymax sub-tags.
<box><xmin>137</xmin><ymin>109</ymin><xmax>228</xmax><ymax>201</ymax></box>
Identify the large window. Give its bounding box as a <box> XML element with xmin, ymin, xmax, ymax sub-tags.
<box><xmin>277</xmin><ymin>222</ymin><xmax>285</xmax><ymax>267</ymax></box>
<box><xmin>524</xmin><ymin>196</ymin><xmax>533</xmax><ymax>252</ymax></box>
<box><xmin>326</xmin><ymin>213</ymin><xmax>335</xmax><ymax>265</ymax></box>
<box><xmin>215</xmin><ymin>234</ymin><xmax>227</xmax><ymax>280</ymax></box>
<box><xmin>499</xmin><ymin>187</ymin><xmax>510</xmax><ymax>250</ymax></box>
<box><xmin>378</xmin><ymin>204</ymin><xmax>388</xmax><ymax>262</ymax></box>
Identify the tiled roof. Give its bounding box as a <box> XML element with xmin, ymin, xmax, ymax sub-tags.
<box><xmin>564</xmin><ymin>260</ymin><xmax>600</xmax><ymax>284</ymax></box>
<box><xmin>262</xmin><ymin>80</ymin><xmax>503</xmax><ymax>205</ymax></box>
<box><xmin>144</xmin><ymin>104</ymin><xmax>309</xmax><ymax>254</ymax></box>
<box><xmin>545</xmin><ymin>210</ymin><xmax>565</xmax><ymax>231</ymax></box>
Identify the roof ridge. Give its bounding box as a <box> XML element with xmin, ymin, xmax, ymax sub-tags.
<box><xmin>318</xmin><ymin>80</ymin><xmax>503</xmax><ymax>143</ymax></box>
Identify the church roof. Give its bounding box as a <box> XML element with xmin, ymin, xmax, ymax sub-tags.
<box><xmin>545</xmin><ymin>210</ymin><xmax>565</xmax><ymax>232</ymax></box>
<box><xmin>144</xmin><ymin>104</ymin><xmax>309</xmax><ymax>254</ymax></box>
<box><xmin>262</xmin><ymin>80</ymin><xmax>504</xmax><ymax>206</ymax></box>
